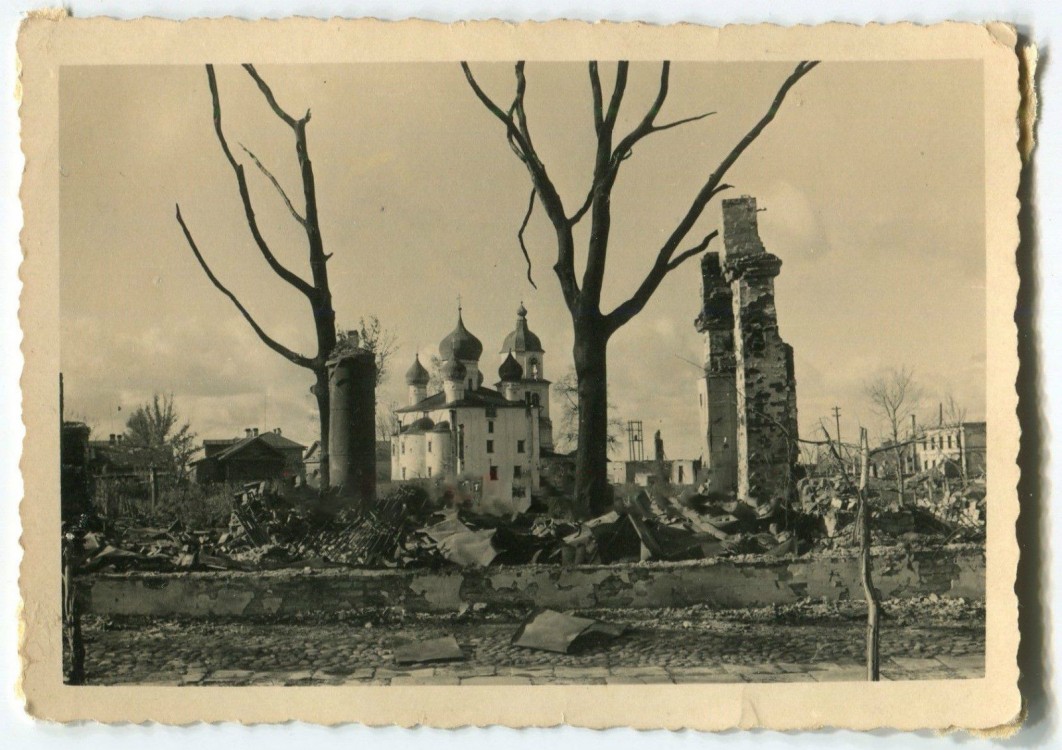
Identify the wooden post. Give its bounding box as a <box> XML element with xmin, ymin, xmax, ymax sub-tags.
<box><xmin>859</xmin><ymin>427</ymin><xmax>881</xmax><ymax>681</ymax></box>
<box><xmin>149</xmin><ymin>465</ymin><xmax>159</xmax><ymax>514</ymax></box>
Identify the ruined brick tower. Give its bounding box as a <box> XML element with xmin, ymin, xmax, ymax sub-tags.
<box><xmin>696</xmin><ymin>196</ymin><xmax>798</xmax><ymax>506</ymax></box>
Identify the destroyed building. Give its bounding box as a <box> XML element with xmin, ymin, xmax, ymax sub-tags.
<box><xmin>392</xmin><ymin>304</ymin><xmax>552</xmax><ymax>513</ymax></box>
<box><xmin>696</xmin><ymin>196</ymin><xmax>799</xmax><ymax>506</ymax></box>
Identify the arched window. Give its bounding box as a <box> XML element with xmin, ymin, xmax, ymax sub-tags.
<box><xmin>528</xmin><ymin>358</ymin><xmax>540</xmax><ymax>379</ymax></box>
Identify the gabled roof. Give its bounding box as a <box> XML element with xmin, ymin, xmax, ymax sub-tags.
<box><xmin>193</xmin><ymin>431</ymin><xmax>306</xmax><ymax>464</ymax></box>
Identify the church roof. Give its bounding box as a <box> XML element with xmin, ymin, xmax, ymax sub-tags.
<box><xmin>499</xmin><ymin>303</ymin><xmax>543</xmax><ymax>354</ymax></box>
<box><xmin>498</xmin><ymin>350</ymin><xmax>524</xmax><ymax>382</ymax></box>
<box><xmin>395</xmin><ymin>386</ymin><xmax>524</xmax><ymax>414</ymax></box>
<box><xmin>439</xmin><ymin>310</ymin><xmax>483</xmax><ymax>362</ymax></box>
<box><xmin>441</xmin><ymin>357</ymin><xmax>468</xmax><ymax>381</ymax></box>
<box><xmin>404</xmin><ymin>354</ymin><xmax>430</xmax><ymax>386</ymax></box>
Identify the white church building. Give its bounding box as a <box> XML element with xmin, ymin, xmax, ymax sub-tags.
<box><xmin>391</xmin><ymin>304</ymin><xmax>554</xmax><ymax>512</ymax></box>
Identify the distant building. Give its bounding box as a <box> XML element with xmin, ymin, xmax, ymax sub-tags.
<box><xmin>607</xmin><ymin>432</ymin><xmax>700</xmax><ymax>487</ymax></box>
<box><xmin>191</xmin><ymin>428</ymin><xmax>306</xmax><ymax>484</ymax></box>
<box><xmin>914</xmin><ymin>421</ymin><xmax>987</xmax><ymax>477</ymax></box>
<box><xmin>391</xmin><ymin>304</ymin><xmax>551</xmax><ymax>512</ymax></box>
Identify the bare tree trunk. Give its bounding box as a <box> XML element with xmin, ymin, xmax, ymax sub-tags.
<box><xmin>894</xmin><ymin>445</ymin><xmax>905</xmax><ymax>506</ymax></box>
<box><xmin>573</xmin><ymin>324</ymin><xmax>612</xmax><ymax>518</ymax></box>
<box><xmin>859</xmin><ymin>427</ymin><xmax>881</xmax><ymax>681</ymax></box>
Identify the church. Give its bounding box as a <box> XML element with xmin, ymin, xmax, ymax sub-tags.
<box><xmin>391</xmin><ymin>303</ymin><xmax>554</xmax><ymax>512</ymax></box>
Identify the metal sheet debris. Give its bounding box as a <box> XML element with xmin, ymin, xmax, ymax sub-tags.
<box><xmin>394</xmin><ymin>635</ymin><xmax>465</xmax><ymax>665</ymax></box>
<box><xmin>511</xmin><ymin>609</ymin><xmax>626</xmax><ymax>654</ymax></box>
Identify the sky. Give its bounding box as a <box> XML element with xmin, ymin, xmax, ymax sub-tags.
<box><xmin>58</xmin><ymin>60</ymin><xmax>986</xmax><ymax>459</ymax></box>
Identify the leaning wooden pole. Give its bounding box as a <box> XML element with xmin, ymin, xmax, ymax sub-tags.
<box><xmin>858</xmin><ymin>426</ymin><xmax>881</xmax><ymax>681</ymax></box>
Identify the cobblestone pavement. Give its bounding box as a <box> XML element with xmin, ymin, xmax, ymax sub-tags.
<box><xmin>78</xmin><ymin>601</ymin><xmax>984</xmax><ymax>686</ymax></box>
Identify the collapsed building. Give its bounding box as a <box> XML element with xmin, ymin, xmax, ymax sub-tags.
<box><xmin>696</xmin><ymin>196</ymin><xmax>799</xmax><ymax>507</ymax></box>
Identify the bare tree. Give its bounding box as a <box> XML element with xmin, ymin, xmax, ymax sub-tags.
<box><xmin>335</xmin><ymin>316</ymin><xmax>399</xmax><ymax>387</ymax></box>
<box><xmin>376</xmin><ymin>399</ymin><xmax>402</xmax><ymax>440</ymax></box>
<box><xmin>461</xmin><ymin>61</ymin><xmax>818</xmax><ymax>517</ymax></box>
<box><xmin>865</xmin><ymin>367</ymin><xmax>923</xmax><ymax>504</ymax></box>
<box><xmin>552</xmin><ymin>367</ymin><xmax>623</xmax><ymax>456</ymax></box>
<box><xmin>123</xmin><ymin>393</ymin><xmax>197</xmax><ymax>482</ymax></box>
<box><xmin>175</xmin><ymin>65</ymin><xmax>338</xmax><ymax>487</ymax></box>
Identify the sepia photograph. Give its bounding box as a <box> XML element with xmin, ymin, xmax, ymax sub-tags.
<box><xmin>18</xmin><ymin>17</ymin><xmax>1023</xmax><ymax>730</ymax></box>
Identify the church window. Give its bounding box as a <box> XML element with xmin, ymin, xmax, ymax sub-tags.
<box><xmin>402</xmin><ymin>468</ymin><xmax>406</xmax><ymax>479</ymax></box>
<box><xmin>488</xmin><ymin>421</ymin><xmax>494</xmax><ymax>434</ymax></box>
<box><xmin>486</xmin><ymin>406</ymin><xmax>498</xmax><ymax>418</ymax></box>
<box><xmin>487</xmin><ymin>440</ymin><xmax>494</xmax><ymax>454</ymax></box>
<box><xmin>514</xmin><ymin>466</ymin><xmax>522</xmax><ymax>479</ymax></box>
<box><xmin>517</xmin><ymin>439</ymin><xmax>525</xmax><ymax>454</ymax></box>
<box><xmin>401</xmin><ymin>440</ymin><xmax>405</xmax><ymax>455</ymax></box>
<box><xmin>428</xmin><ymin>440</ymin><xmax>432</xmax><ymax>453</ymax></box>
<box><xmin>947</xmin><ymin>435</ymin><xmax>953</xmax><ymax>449</ymax></box>
<box><xmin>530</xmin><ymin>393</ymin><xmax>540</xmax><ymax>407</ymax></box>
<box><xmin>428</xmin><ymin>466</ymin><xmax>432</xmax><ymax>477</ymax></box>
<box><xmin>489</xmin><ymin>465</ymin><xmax>498</xmax><ymax>480</ymax></box>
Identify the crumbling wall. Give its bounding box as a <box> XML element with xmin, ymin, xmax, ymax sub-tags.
<box><xmin>77</xmin><ymin>545</ymin><xmax>985</xmax><ymax>617</ymax></box>
<box><xmin>695</xmin><ymin>252</ymin><xmax>739</xmax><ymax>494</ymax></box>
<box><xmin>722</xmin><ymin>196</ymin><xmax>798</xmax><ymax>506</ymax></box>
<box><xmin>328</xmin><ymin>350</ymin><xmax>377</xmax><ymax>507</ymax></box>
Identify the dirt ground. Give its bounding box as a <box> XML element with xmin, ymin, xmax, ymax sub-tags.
<box><xmin>77</xmin><ymin>596</ymin><xmax>985</xmax><ymax>685</ymax></box>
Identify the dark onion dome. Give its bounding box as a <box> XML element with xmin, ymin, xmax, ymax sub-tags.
<box><xmin>441</xmin><ymin>357</ymin><xmax>468</xmax><ymax>381</ymax></box>
<box><xmin>404</xmin><ymin>354</ymin><xmax>430</xmax><ymax>386</ymax></box>
<box><xmin>498</xmin><ymin>350</ymin><xmax>524</xmax><ymax>382</ymax></box>
<box><xmin>410</xmin><ymin>416</ymin><xmax>435</xmax><ymax>432</ymax></box>
<box><xmin>439</xmin><ymin>310</ymin><xmax>483</xmax><ymax>362</ymax></box>
<box><xmin>499</xmin><ymin>303</ymin><xmax>544</xmax><ymax>354</ymax></box>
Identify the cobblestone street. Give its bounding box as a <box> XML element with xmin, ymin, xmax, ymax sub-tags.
<box><xmin>78</xmin><ymin>598</ymin><xmax>985</xmax><ymax>685</ymax></box>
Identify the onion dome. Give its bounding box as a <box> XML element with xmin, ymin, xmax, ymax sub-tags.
<box><xmin>439</xmin><ymin>310</ymin><xmax>483</xmax><ymax>362</ymax></box>
<box><xmin>499</xmin><ymin>303</ymin><xmax>544</xmax><ymax>354</ymax></box>
<box><xmin>409</xmin><ymin>416</ymin><xmax>435</xmax><ymax>432</ymax></box>
<box><xmin>441</xmin><ymin>357</ymin><xmax>467</xmax><ymax>382</ymax></box>
<box><xmin>404</xmin><ymin>354</ymin><xmax>430</xmax><ymax>386</ymax></box>
<box><xmin>498</xmin><ymin>350</ymin><xmax>524</xmax><ymax>382</ymax></box>
<box><xmin>432</xmin><ymin>420</ymin><xmax>451</xmax><ymax>433</ymax></box>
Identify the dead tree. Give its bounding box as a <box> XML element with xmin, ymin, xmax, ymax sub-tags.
<box><xmin>856</xmin><ymin>427</ymin><xmax>881</xmax><ymax>681</ymax></box>
<box><xmin>175</xmin><ymin>65</ymin><xmax>338</xmax><ymax>487</ymax></box>
<box><xmin>462</xmin><ymin>60</ymin><xmax>819</xmax><ymax>517</ymax></box>
<box><xmin>821</xmin><ymin>424</ymin><xmax>881</xmax><ymax>681</ymax></box>
<box><xmin>865</xmin><ymin>367</ymin><xmax>922</xmax><ymax>506</ymax></box>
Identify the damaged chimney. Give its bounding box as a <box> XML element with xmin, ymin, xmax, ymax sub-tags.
<box><xmin>328</xmin><ymin>345</ymin><xmax>377</xmax><ymax>508</ymax></box>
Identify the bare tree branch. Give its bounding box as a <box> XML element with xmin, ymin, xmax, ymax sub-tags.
<box><xmin>239</xmin><ymin>143</ymin><xmax>307</xmax><ymax>227</ymax></box>
<box><xmin>204</xmin><ymin>65</ymin><xmax>315</xmax><ymax>299</ymax></box>
<box><xmin>517</xmin><ymin>187</ymin><xmax>538</xmax><ymax>289</ymax></box>
<box><xmin>588</xmin><ymin>62</ymin><xmax>604</xmax><ymax>133</ymax></box>
<box><xmin>461</xmin><ymin>61</ymin><xmax>579</xmax><ymax>310</ymax></box>
<box><xmin>652</xmin><ymin>61</ymin><xmax>819</xmax><ymax>276</ymax></box>
<box><xmin>666</xmin><ymin>230</ymin><xmax>719</xmax><ymax>272</ymax></box>
<box><xmin>175</xmin><ymin>204</ymin><xmax>313</xmax><ymax>369</ymax></box>
<box><xmin>242</xmin><ymin>63</ymin><xmax>300</xmax><ymax>129</ymax></box>
<box><xmin>604</xmin><ymin>186</ymin><xmax>729</xmax><ymax>331</ymax></box>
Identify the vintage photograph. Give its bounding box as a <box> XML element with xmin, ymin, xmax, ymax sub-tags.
<box><xmin>19</xmin><ymin>18</ymin><xmax>1022</xmax><ymax>729</ymax></box>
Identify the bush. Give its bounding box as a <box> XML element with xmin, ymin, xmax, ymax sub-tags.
<box><xmin>93</xmin><ymin>479</ymin><xmax>235</xmax><ymax>529</ymax></box>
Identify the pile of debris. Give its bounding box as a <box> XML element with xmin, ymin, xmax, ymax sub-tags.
<box><xmin>71</xmin><ymin>471</ymin><xmax>984</xmax><ymax>575</ymax></box>
<box><xmin>795</xmin><ymin>475</ymin><xmax>985</xmax><ymax>548</ymax></box>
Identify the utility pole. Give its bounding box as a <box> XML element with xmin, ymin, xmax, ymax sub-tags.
<box><xmin>831</xmin><ymin>405</ymin><xmax>842</xmax><ymax>445</ymax></box>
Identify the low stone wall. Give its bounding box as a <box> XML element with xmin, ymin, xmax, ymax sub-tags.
<box><xmin>77</xmin><ymin>545</ymin><xmax>984</xmax><ymax>618</ymax></box>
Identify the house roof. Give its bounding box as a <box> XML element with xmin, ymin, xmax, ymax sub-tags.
<box><xmin>192</xmin><ymin>431</ymin><xmax>306</xmax><ymax>464</ymax></box>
